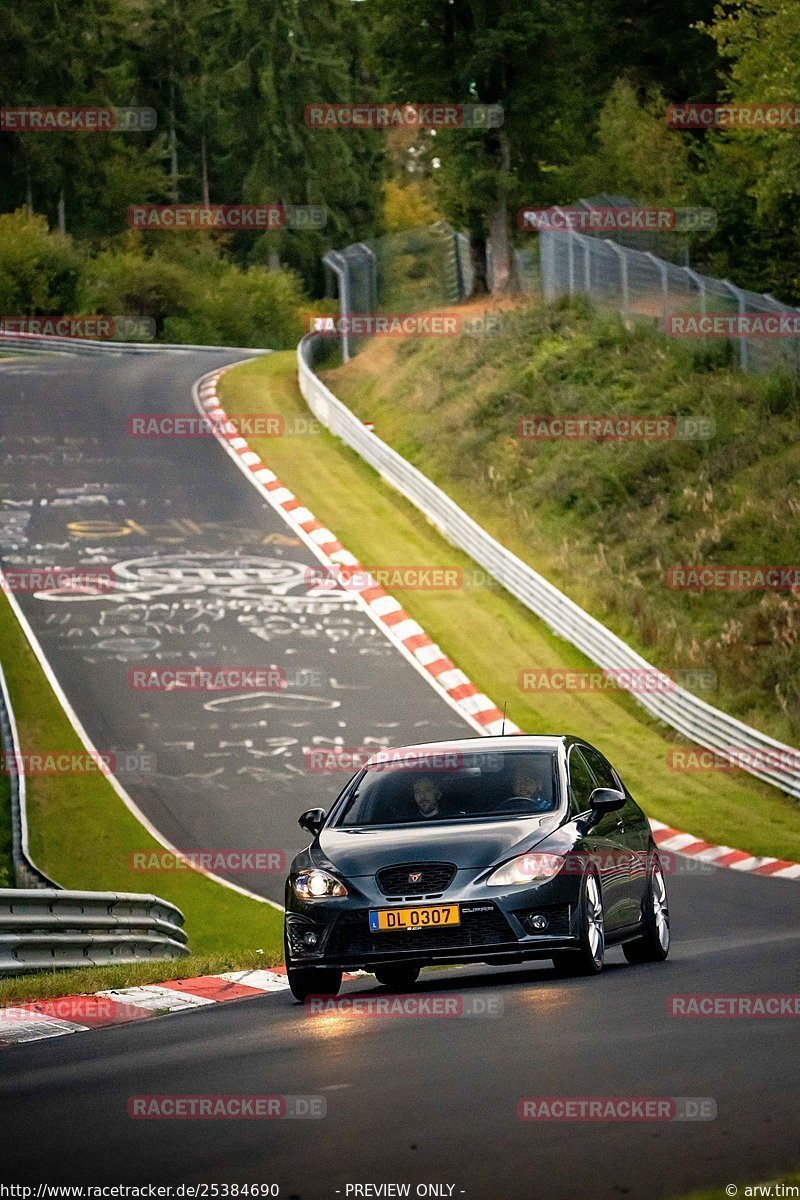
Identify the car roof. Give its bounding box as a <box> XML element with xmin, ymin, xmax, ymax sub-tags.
<box><xmin>361</xmin><ymin>734</ymin><xmax>573</xmax><ymax>768</ymax></box>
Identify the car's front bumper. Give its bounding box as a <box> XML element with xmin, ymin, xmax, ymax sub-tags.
<box><xmin>285</xmin><ymin>878</ymin><xmax>581</xmax><ymax>972</ymax></box>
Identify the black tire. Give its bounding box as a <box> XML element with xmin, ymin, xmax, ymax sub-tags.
<box><xmin>373</xmin><ymin>964</ymin><xmax>421</xmax><ymax>990</ymax></box>
<box><xmin>552</xmin><ymin>869</ymin><xmax>605</xmax><ymax>976</ymax></box>
<box><xmin>286</xmin><ymin>964</ymin><xmax>343</xmax><ymax>1003</ymax></box>
<box><xmin>284</xmin><ymin>930</ymin><xmax>342</xmax><ymax>1002</ymax></box>
<box><xmin>623</xmin><ymin>855</ymin><xmax>670</xmax><ymax>964</ymax></box>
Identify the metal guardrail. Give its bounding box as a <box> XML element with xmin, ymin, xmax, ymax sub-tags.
<box><xmin>298</xmin><ymin>333</ymin><xmax>800</xmax><ymax>800</ymax></box>
<box><xmin>0</xmin><ymin>331</ymin><xmax>268</xmax><ymax>356</ymax></box>
<box><xmin>0</xmin><ymin>663</ymin><xmax>56</xmax><ymax>888</ymax></box>
<box><xmin>0</xmin><ymin>661</ymin><xmax>189</xmax><ymax>971</ymax></box>
<box><xmin>0</xmin><ymin>890</ymin><xmax>188</xmax><ymax>974</ymax></box>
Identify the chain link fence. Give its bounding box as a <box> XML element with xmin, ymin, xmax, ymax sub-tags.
<box><xmin>322</xmin><ymin>202</ymin><xmax>799</xmax><ymax>374</ymax></box>
<box><xmin>537</xmin><ymin>197</ymin><xmax>800</xmax><ymax>374</ymax></box>
<box><xmin>322</xmin><ymin>222</ymin><xmax>472</xmax><ymax>360</ymax></box>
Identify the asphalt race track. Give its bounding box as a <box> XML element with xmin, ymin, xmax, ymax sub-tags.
<box><xmin>1</xmin><ymin>347</ymin><xmax>798</xmax><ymax>1198</ymax></box>
<box><xmin>0</xmin><ymin>346</ymin><xmax>467</xmax><ymax>900</ymax></box>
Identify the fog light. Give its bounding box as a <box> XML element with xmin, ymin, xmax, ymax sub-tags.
<box><xmin>526</xmin><ymin>913</ymin><xmax>549</xmax><ymax>932</ymax></box>
<box><xmin>302</xmin><ymin>931</ymin><xmax>319</xmax><ymax>947</ymax></box>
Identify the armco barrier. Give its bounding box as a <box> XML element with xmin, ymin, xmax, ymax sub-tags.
<box><xmin>0</xmin><ymin>890</ymin><xmax>189</xmax><ymax>974</ymax></box>
<box><xmin>0</xmin><ymin>663</ymin><xmax>58</xmax><ymax>889</ymax></box>
<box><xmin>0</xmin><ymin>330</ymin><xmax>271</xmax><ymax>356</ymax></box>
<box><xmin>297</xmin><ymin>333</ymin><xmax>800</xmax><ymax>800</ymax></box>
<box><xmin>0</xmin><ymin>661</ymin><xmax>189</xmax><ymax>971</ymax></box>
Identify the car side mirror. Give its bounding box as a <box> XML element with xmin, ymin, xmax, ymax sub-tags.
<box><xmin>589</xmin><ymin>787</ymin><xmax>626</xmax><ymax>814</ymax></box>
<box><xmin>298</xmin><ymin>807</ymin><xmax>326</xmax><ymax>835</ymax></box>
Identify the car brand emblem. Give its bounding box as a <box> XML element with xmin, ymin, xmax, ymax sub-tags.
<box><xmin>408</xmin><ymin>872</ymin><xmax>422</xmax><ymax>883</ymax></box>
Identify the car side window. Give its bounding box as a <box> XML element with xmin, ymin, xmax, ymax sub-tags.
<box><xmin>567</xmin><ymin>746</ymin><xmax>597</xmax><ymax>816</ymax></box>
<box><xmin>580</xmin><ymin>746</ymin><xmax>620</xmax><ymax>792</ymax></box>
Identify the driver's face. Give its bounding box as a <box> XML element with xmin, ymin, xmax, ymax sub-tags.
<box><xmin>513</xmin><ymin>767</ymin><xmax>544</xmax><ymax>795</ymax></box>
<box><xmin>413</xmin><ymin>777</ymin><xmax>441</xmax><ymax>814</ymax></box>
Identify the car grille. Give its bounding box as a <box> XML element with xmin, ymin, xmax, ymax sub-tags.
<box><xmin>327</xmin><ymin>903</ymin><xmax>515</xmax><ymax>958</ymax></box>
<box><xmin>376</xmin><ymin>862</ymin><xmax>457</xmax><ymax>897</ymax></box>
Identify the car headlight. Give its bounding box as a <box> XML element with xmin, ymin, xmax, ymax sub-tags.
<box><xmin>292</xmin><ymin>869</ymin><xmax>348</xmax><ymax>901</ymax></box>
<box><xmin>486</xmin><ymin>853</ymin><xmax>564</xmax><ymax>887</ymax></box>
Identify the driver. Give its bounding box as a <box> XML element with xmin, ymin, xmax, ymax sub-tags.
<box><xmin>510</xmin><ymin>760</ymin><xmax>553</xmax><ymax>813</ymax></box>
<box><xmin>412</xmin><ymin>775</ymin><xmax>443</xmax><ymax>819</ymax></box>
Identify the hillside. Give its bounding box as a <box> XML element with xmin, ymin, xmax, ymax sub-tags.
<box><xmin>322</xmin><ymin>298</ymin><xmax>800</xmax><ymax>747</ymax></box>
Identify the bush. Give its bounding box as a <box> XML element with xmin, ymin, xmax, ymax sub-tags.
<box><xmin>81</xmin><ymin>247</ymin><xmax>309</xmax><ymax>348</ymax></box>
<box><xmin>80</xmin><ymin>250</ymin><xmax>196</xmax><ymax>339</ymax></box>
<box><xmin>163</xmin><ymin>263</ymin><xmax>308</xmax><ymax>349</ymax></box>
<box><xmin>0</xmin><ymin>210</ymin><xmax>83</xmax><ymax>315</ymax></box>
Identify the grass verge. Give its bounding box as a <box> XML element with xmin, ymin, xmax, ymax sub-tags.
<box><xmin>0</xmin><ymin>589</ymin><xmax>283</xmax><ymax>1004</ymax></box>
<box><xmin>0</xmin><ymin>950</ymin><xmax>279</xmax><ymax>1008</ymax></box>
<box><xmin>219</xmin><ymin>351</ymin><xmax>800</xmax><ymax>862</ymax></box>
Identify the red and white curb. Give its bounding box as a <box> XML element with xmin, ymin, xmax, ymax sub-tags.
<box><xmin>0</xmin><ymin>967</ymin><xmax>303</xmax><ymax>1047</ymax></box>
<box><xmin>194</xmin><ymin>367</ymin><xmax>518</xmax><ymax>738</ymax></box>
<box><xmin>649</xmin><ymin>819</ymin><xmax>800</xmax><ymax>879</ymax></box>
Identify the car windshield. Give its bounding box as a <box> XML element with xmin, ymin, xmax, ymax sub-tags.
<box><xmin>336</xmin><ymin>750</ymin><xmax>558</xmax><ymax>827</ymax></box>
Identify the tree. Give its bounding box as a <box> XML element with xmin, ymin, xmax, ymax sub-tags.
<box><xmin>210</xmin><ymin>0</ymin><xmax>384</xmax><ymax>290</ymax></box>
<box><xmin>0</xmin><ymin>0</ymin><xmax>168</xmax><ymax>237</ymax></box>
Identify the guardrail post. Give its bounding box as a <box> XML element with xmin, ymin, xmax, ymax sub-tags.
<box><xmin>722</xmin><ymin>279</ymin><xmax>748</xmax><ymax>370</ymax></box>
<box><xmin>605</xmin><ymin>240</ymin><xmax>629</xmax><ymax>314</ymax></box>
<box><xmin>683</xmin><ymin>268</ymin><xmax>707</xmax><ymax>317</ymax></box>
<box><xmin>644</xmin><ymin>251</ymin><xmax>670</xmax><ymax>321</ymax></box>
<box><xmin>353</xmin><ymin>242</ymin><xmax>378</xmax><ymax>313</ymax></box>
<box><xmin>322</xmin><ymin>249</ymin><xmax>351</xmax><ymax>363</ymax></box>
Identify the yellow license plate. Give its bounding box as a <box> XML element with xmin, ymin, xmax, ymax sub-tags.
<box><xmin>369</xmin><ymin>904</ymin><xmax>460</xmax><ymax>932</ymax></box>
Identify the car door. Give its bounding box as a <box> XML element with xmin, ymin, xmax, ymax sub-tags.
<box><xmin>594</xmin><ymin>751</ymin><xmax>653</xmax><ymax>923</ymax></box>
<box><xmin>567</xmin><ymin>744</ymin><xmax>631</xmax><ymax>931</ymax></box>
<box><xmin>580</xmin><ymin>745</ymin><xmax>642</xmax><ymax>927</ymax></box>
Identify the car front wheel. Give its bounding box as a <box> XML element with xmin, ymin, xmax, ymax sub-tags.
<box><xmin>373</xmin><ymin>964</ymin><xmax>421</xmax><ymax>989</ymax></box>
<box><xmin>285</xmin><ymin>932</ymin><xmax>342</xmax><ymax>1002</ymax></box>
<box><xmin>623</xmin><ymin>856</ymin><xmax>670</xmax><ymax>964</ymax></box>
<box><xmin>552</xmin><ymin>869</ymin><xmax>605</xmax><ymax>976</ymax></box>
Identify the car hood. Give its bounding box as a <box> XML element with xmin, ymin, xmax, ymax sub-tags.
<box><xmin>315</xmin><ymin>812</ymin><xmax>564</xmax><ymax>875</ymax></box>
